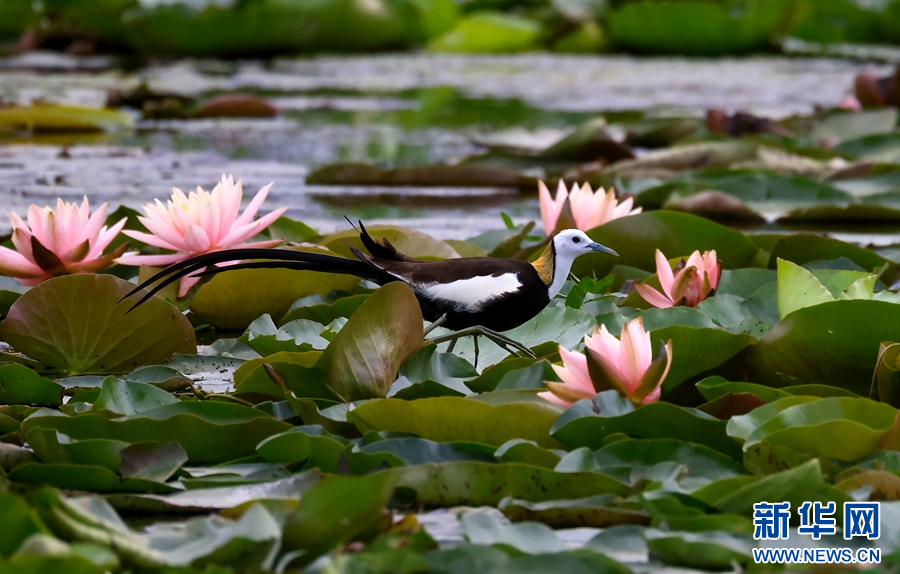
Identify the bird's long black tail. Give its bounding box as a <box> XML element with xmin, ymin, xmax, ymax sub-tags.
<box><xmin>122</xmin><ymin>246</ymin><xmax>384</xmax><ymax>310</ymax></box>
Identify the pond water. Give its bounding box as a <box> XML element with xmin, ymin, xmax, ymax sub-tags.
<box><xmin>0</xmin><ymin>51</ymin><xmax>892</xmax><ymax>240</ymax></box>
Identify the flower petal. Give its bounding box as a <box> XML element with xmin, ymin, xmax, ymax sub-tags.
<box><xmin>634</xmin><ymin>283</ymin><xmax>674</xmax><ymax>309</ymax></box>
<box><xmin>115</xmin><ymin>252</ymin><xmax>189</xmax><ymax>267</ymax></box>
<box><xmin>182</xmin><ymin>225</ymin><xmax>211</xmax><ymax>252</ymax></box>
<box><xmin>233</xmin><ymin>182</ymin><xmax>274</xmax><ymax>229</ymax></box>
<box><xmin>655</xmin><ymin>250</ymin><xmax>675</xmax><ymax>299</ymax></box>
<box><xmin>218</xmin><ymin>206</ymin><xmax>288</xmax><ymax>247</ymax></box>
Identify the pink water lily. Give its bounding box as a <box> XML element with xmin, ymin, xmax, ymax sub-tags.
<box><xmin>539</xmin><ymin>180</ymin><xmax>641</xmax><ymax>237</ymax></box>
<box><xmin>635</xmin><ymin>249</ymin><xmax>722</xmax><ymax>309</ymax></box>
<box><xmin>539</xmin><ymin>317</ymin><xmax>672</xmax><ymax>408</ymax></box>
<box><xmin>116</xmin><ymin>174</ymin><xmax>288</xmax><ymax>297</ymax></box>
<box><xmin>0</xmin><ymin>198</ymin><xmax>128</xmax><ymax>286</ymax></box>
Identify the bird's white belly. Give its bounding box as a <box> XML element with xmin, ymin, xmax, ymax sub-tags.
<box><xmin>416</xmin><ymin>273</ymin><xmax>523</xmax><ymax>313</ymax></box>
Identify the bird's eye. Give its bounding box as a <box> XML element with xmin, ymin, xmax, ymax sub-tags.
<box><xmin>572</xmin><ymin>236</ymin><xmax>581</xmax><ymax>243</ymax></box>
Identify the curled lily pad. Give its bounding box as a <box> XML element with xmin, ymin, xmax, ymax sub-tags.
<box><xmin>315</xmin><ymin>282</ymin><xmax>423</xmax><ymax>402</ymax></box>
<box><xmin>0</xmin><ymin>275</ymin><xmax>196</xmax><ymax>374</ymax></box>
<box><xmin>876</xmin><ymin>342</ymin><xmax>900</xmax><ymax>408</ymax></box>
<box><xmin>727</xmin><ymin>396</ymin><xmax>898</xmax><ymax>461</ymax></box>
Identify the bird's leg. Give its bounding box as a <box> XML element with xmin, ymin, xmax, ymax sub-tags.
<box><xmin>446</xmin><ymin>337</ymin><xmax>458</xmax><ymax>354</ymax></box>
<box><xmin>423</xmin><ymin>313</ymin><xmax>448</xmax><ymax>337</ymax></box>
<box><xmin>473</xmin><ymin>335</ymin><xmax>479</xmax><ymax>370</ymax></box>
<box><xmin>428</xmin><ymin>326</ymin><xmax>537</xmax><ymax>359</ymax></box>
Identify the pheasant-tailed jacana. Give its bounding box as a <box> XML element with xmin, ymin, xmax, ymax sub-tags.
<box><xmin>125</xmin><ymin>222</ymin><xmax>618</xmax><ymax>358</ymax></box>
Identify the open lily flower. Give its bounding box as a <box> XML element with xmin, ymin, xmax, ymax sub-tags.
<box><xmin>540</xmin><ymin>317</ymin><xmax>672</xmax><ymax>408</ymax></box>
<box><xmin>539</xmin><ymin>180</ymin><xmax>641</xmax><ymax>237</ymax></box>
<box><xmin>635</xmin><ymin>249</ymin><xmax>722</xmax><ymax>309</ymax></box>
<box><xmin>116</xmin><ymin>175</ymin><xmax>288</xmax><ymax>297</ymax></box>
<box><xmin>0</xmin><ymin>198</ymin><xmax>128</xmax><ymax>286</ymax></box>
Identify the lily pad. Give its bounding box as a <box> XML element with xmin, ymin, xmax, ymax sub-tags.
<box><xmin>428</xmin><ymin>12</ymin><xmax>541</xmax><ymax>53</ymax></box>
<box><xmin>727</xmin><ymin>396</ymin><xmax>898</xmax><ymax>461</ymax></box>
<box><xmin>0</xmin><ymin>103</ymin><xmax>134</xmax><ymax>133</ymax></box>
<box><xmin>349</xmin><ymin>396</ymin><xmax>563</xmax><ymax>448</ymax></box>
<box><xmin>748</xmin><ymin>299</ymin><xmax>900</xmax><ymax>393</ymax></box>
<box><xmin>92</xmin><ymin>378</ymin><xmax>179</xmax><ymax>416</ymax></box>
<box><xmin>20</xmin><ymin>402</ymin><xmax>291</xmax><ymax>464</ymax></box>
<box><xmin>0</xmin><ymin>364</ymin><xmax>62</xmax><ymax>406</ymax></box>
<box><xmin>315</xmin><ymin>282</ymin><xmax>423</xmax><ymax>402</ymax></box>
<box><xmin>499</xmin><ymin>495</ymin><xmax>649</xmax><ymax>529</ymax></box>
<box><xmin>0</xmin><ymin>275</ymin><xmax>196</xmax><ymax>374</ymax></box>
<box><xmin>551</xmin><ymin>392</ymin><xmax>741</xmax><ymax>459</ymax></box>
<box><xmin>190</xmin><ymin>266</ymin><xmax>360</xmax><ymax>330</ymax></box>
<box><xmin>239</xmin><ymin>315</ymin><xmax>330</xmax><ymax>356</ymax></box>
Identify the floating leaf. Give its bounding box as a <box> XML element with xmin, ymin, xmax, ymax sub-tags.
<box><xmin>0</xmin><ymin>275</ymin><xmax>196</xmax><ymax>374</ymax></box>
<box><xmin>748</xmin><ymin>300</ymin><xmax>900</xmax><ymax>394</ymax></box>
<box><xmin>92</xmin><ymin>378</ymin><xmax>179</xmax><ymax>416</ymax></box>
<box><xmin>727</xmin><ymin>396</ymin><xmax>898</xmax><ymax>461</ymax></box>
<box><xmin>190</xmin><ymin>266</ymin><xmax>360</xmax><ymax>330</ymax></box>
<box><xmin>239</xmin><ymin>315</ymin><xmax>330</xmax><ymax>356</ymax></box>
<box><xmin>551</xmin><ymin>392</ymin><xmax>741</xmax><ymax>458</ymax></box>
<box><xmin>877</xmin><ymin>342</ymin><xmax>900</xmax><ymax>408</ymax></box>
<box><xmin>256</xmin><ymin>426</ymin><xmax>349</xmax><ymax>472</ymax></box>
<box><xmin>349</xmin><ymin>396</ymin><xmax>563</xmax><ymax>448</ymax></box>
<box><xmin>499</xmin><ymin>495</ymin><xmax>648</xmax><ymax>529</ymax></box>
<box><xmin>428</xmin><ymin>12</ymin><xmax>540</xmax><ymax>53</ymax></box>
<box><xmin>0</xmin><ymin>103</ymin><xmax>134</xmax><ymax>133</ymax></box>
<box><xmin>21</xmin><ymin>402</ymin><xmax>291</xmax><ymax>464</ymax></box>
<box><xmin>643</xmin><ymin>529</ymin><xmax>753</xmax><ymax>570</ymax></box>
<box><xmin>389</xmin><ymin>461</ymin><xmax>628</xmax><ymax>507</ymax></box>
<box><xmin>0</xmin><ymin>364</ymin><xmax>62</xmax><ymax>406</ymax></box>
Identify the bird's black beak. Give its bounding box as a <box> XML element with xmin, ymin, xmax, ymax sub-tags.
<box><xmin>588</xmin><ymin>242</ymin><xmax>618</xmax><ymax>256</ymax></box>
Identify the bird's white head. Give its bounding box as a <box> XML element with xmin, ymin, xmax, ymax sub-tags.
<box><xmin>543</xmin><ymin>229</ymin><xmax>618</xmax><ymax>298</ymax></box>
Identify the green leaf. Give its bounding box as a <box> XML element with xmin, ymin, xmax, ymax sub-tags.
<box><xmin>877</xmin><ymin>342</ymin><xmax>900</xmax><ymax>408</ymax></box>
<box><xmin>696</xmin><ymin>376</ymin><xmax>791</xmax><ymax>403</ymax></box>
<box><xmin>575</xmin><ymin>211</ymin><xmax>758</xmax><ymax>279</ymax></box>
<box><xmin>748</xmin><ymin>300</ymin><xmax>900</xmax><ymax>394</ymax></box>
<box><xmin>279</xmin><ymin>293</ymin><xmax>369</xmax><ymax>326</ymax></box>
<box><xmin>9</xmin><ymin>463</ymin><xmax>179</xmax><ymax>494</ymax></box>
<box><xmin>118</xmin><ymin>442</ymin><xmax>187</xmax><ymax>482</ymax></box>
<box><xmin>555</xmin><ymin>439</ymin><xmax>748</xmax><ymax>493</ymax></box>
<box><xmin>190</xmin><ymin>266</ymin><xmax>361</xmax><ymax>330</ymax></box>
<box><xmin>349</xmin><ymin>437</ymin><xmax>496</xmax><ymax>472</ymax></box>
<box><xmin>0</xmin><ymin>275</ymin><xmax>196</xmax><ymax>374</ymax></box>
<box><xmin>319</xmin><ymin>225</ymin><xmax>460</xmax><ymax>261</ymax></box>
<box><xmin>700</xmin><ymin>459</ymin><xmax>848</xmax><ymax>518</ymax></box>
<box><xmin>551</xmin><ymin>393</ymin><xmax>741</xmax><ymax>459</ymax></box>
<box><xmin>348</xmin><ymin>396</ymin><xmax>564</xmax><ymax>448</ymax></box>
<box><xmin>428</xmin><ymin>12</ymin><xmax>541</xmax><ymax>53</ymax></box>
<box><xmin>811</xmin><ymin>109</ymin><xmax>899</xmax><ymax>145</ymax></box>
<box><xmin>92</xmin><ymin>378</ymin><xmax>179</xmax><ymax>416</ymax></box>
<box><xmin>460</xmin><ymin>511</ymin><xmax>564</xmax><ymax>554</ymax></box>
<box><xmin>0</xmin><ymin>103</ymin><xmax>134</xmax><ymax>132</ymax></box>
<box><xmin>643</xmin><ymin>529</ymin><xmax>753</xmax><ymax>570</ymax></box>
<box><xmin>239</xmin><ymin>315</ymin><xmax>330</xmax><ymax>356</ymax></box>
<box><xmin>233</xmin><ymin>351</ymin><xmax>324</xmax><ymax>401</ymax></box>
<box><xmin>315</xmin><ymin>283</ymin><xmax>424</xmax><ymax>402</ymax></box>
<box><xmin>769</xmin><ymin>234</ymin><xmax>895</xmax><ymax>282</ymax></box>
<box><xmin>494</xmin><ymin>439</ymin><xmax>562</xmax><ymax>468</ymax></box>
<box><xmin>499</xmin><ymin>495</ymin><xmax>648</xmax><ymax>529</ymax></box>
<box><xmin>388</xmin><ymin>461</ymin><xmax>628</xmax><ymax>507</ymax></box>
<box><xmin>282</xmin><ymin>473</ymin><xmax>398</xmax><ymax>553</ymax></box>
<box><xmin>652</xmin><ymin>325</ymin><xmax>754</xmax><ymax>392</ymax></box>
<box><xmin>264</xmin><ymin>216</ymin><xmax>318</xmax><ymax>243</ymax></box>
<box><xmin>0</xmin><ymin>364</ymin><xmax>62</xmax><ymax>406</ymax></box>
<box><xmin>608</xmin><ymin>0</ymin><xmax>796</xmax><ymax>54</ymax></box>
<box><xmin>256</xmin><ymin>425</ymin><xmax>349</xmax><ymax>472</ymax></box>
<box><xmin>395</xmin><ymin>345</ymin><xmax>478</xmax><ymax>395</ymax></box>
<box><xmin>144</xmin><ymin>503</ymin><xmax>281</xmax><ymax>570</ymax></box>
<box><xmin>0</xmin><ymin>493</ymin><xmax>43</xmax><ymax>557</ymax></box>
<box><xmin>727</xmin><ymin>396</ymin><xmax>898</xmax><ymax>461</ymax></box>
<box><xmin>777</xmin><ymin>258</ymin><xmax>836</xmax><ymax>319</ymax></box>
<box><xmin>20</xmin><ymin>402</ymin><xmax>291</xmax><ymax>464</ymax></box>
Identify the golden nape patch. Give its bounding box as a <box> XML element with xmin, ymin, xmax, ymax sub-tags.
<box><xmin>531</xmin><ymin>243</ymin><xmax>555</xmax><ymax>286</ymax></box>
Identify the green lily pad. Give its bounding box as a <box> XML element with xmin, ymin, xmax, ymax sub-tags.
<box><xmin>349</xmin><ymin>437</ymin><xmax>496</xmax><ymax>472</ymax></box>
<box><xmin>388</xmin><ymin>461</ymin><xmax>628</xmax><ymax>507</ymax></box>
<box><xmin>643</xmin><ymin>529</ymin><xmax>753</xmax><ymax>570</ymax></box>
<box><xmin>608</xmin><ymin>0</ymin><xmax>796</xmax><ymax>55</ymax></box>
<box><xmin>575</xmin><ymin>211</ymin><xmax>758</xmax><ymax>279</ymax></box>
<box><xmin>696</xmin><ymin>376</ymin><xmax>791</xmax><ymax>403</ymax></box>
<box><xmin>699</xmin><ymin>459</ymin><xmax>848</xmax><ymax>518</ymax></box>
<box><xmin>876</xmin><ymin>342</ymin><xmax>900</xmax><ymax>407</ymax></box>
<box><xmin>319</xmin><ymin>225</ymin><xmax>460</xmax><ymax>261</ymax></box>
<box><xmin>8</xmin><ymin>463</ymin><xmax>179</xmax><ymax>494</ymax></box>
<box><xmin>0</xmin><ymin>103</ymin><xmax>134</xmax><ymax>133</ymax></box>
<box><xmin>92</xmin><ymin>378</ymin><xmax>179</xmax><ymax>416</ymax></box>
<box><xmin>348</xmin><ymin>396</ymin><xmax>563</xmax><ymax>448</ymax></box>
<box><xmin>652</xmin><ymin>325</ymin><xmax>755</xmax><ymax>392</ymax></box>
<box><xmin>190</xmin><ymin>266</ymin><xmax>360</xmax><ymax>330</ymax></box>
<box><xmin>0</xmin><ymin>364</ymin><xmax>62</xmax><ymax>406</ymax></box>
<box><xmin>551</xmin><ymin>392</ymin><xmax>741</xmax><ymax>458</ymax></box>
<box><xmin>20</xmin><ymin>402</ymin><xmax>291</xmax><ymax>464</ymax></box>
<box><xmin>494</xmin><ymin>439</ymin><xmax>563</xmax><ymax>468</ymax></box>
<box><xmin>282</xmin><ymin>473</ymin><xmax>398</xmax><ymax>553</ymax></box>
<box><xmin>428</xmin><ymin>12</ymin><xmax>540</xmax><ymax>53</ymax></box>
<box><xmin>256</xmin><ymin>425</ymin><xmax>349</xmax><ymax>473</ymax></box>
<box><xmin>238</xmin><ymin>315</ymin><xmax>330</xmax><ymax>356</ymax></box>
<box><xmin>556</xmin><ymin>439</ymin><xmax>748</xmax><ymax>493</ymax></box>
<box><xmin>769</xmin><ymin>234</ymin><xmax>894</xmax><ymax>279</ymax></box>
<box><xmin>727</xmin><ymin>396</ymin><xmax>898</xmax><ymax>461</ymax></box>
<box><xmin>0</xmin><ymin>275</ymin><xmax>196</xmax><ymax>374</ymax></box>
<box><xmin>459</xmin><ymin>511</ymin><xmax>564</xmax><ymax>554</ymax></box>
<box><xmin>748</xmin><ymin>299</ymin><xmax>900</xmax><ymax>393</ymax></box>
<box><xmin>233</xmin><ymin>351</ymin><xmax>323</xmax><ymax>400</ymax></box>
<box><xmin>278</xmin><ymin>294</ymin><xmax>369</xmax><ymax>326</ymax></box>
<box><xmin>315</xmin><ymin>282</ymin><xmax>423</xmax><ymax>402</ymax></box>
<box><xmin>392</xmin><ymin>345</ymin><xmax>478</xmax><ymax>397</ymax></box>
<box><xmin>499</xmin><ymin>495</ymin><xmax>649</xmax><ymax>529</ymax></box>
